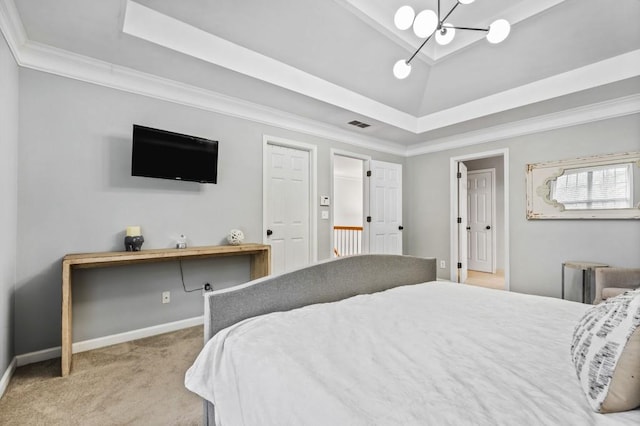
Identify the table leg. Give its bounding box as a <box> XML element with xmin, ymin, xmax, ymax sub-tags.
<box><xmin>250</xmin><ymin>248</ymin><xmax>271</xmax><ymax>280</ymax></box>
<box><xmin>581</xmin><ymin>269</ymin><xmax>586</xmax><ymax>304</ymax></box>
<box><xmin>61</xmin><ymin>262</ymin><xmax>72</xmax><ymax>377</ymax></box>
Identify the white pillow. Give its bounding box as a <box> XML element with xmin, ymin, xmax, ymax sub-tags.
<box><xmin>571</xmin><ymin>288</ymin><xmax>640</xmax><ymax>413</ymax></box>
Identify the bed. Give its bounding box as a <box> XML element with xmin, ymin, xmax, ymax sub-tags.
<box><xmin>185</xmin><ymin>254</ymin><xmax>640</xmax><ymax>425</ymax></box>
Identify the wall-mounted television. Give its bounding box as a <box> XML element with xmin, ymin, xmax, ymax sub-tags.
<box><xmin>131</xmin><ymin>125</ymin><xmax>218</xmax><ymax>184</ymax></box>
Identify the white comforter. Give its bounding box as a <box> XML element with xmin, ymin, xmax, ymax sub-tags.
<box><xmin>185</xmin><ymin>282</ymin><xmax>640</xmax><ymax>425</ymax></box>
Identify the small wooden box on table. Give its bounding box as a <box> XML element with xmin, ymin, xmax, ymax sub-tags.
<box><xmin>61</xmin><ymin>243</ymin><xmax>271</xmax><ymax>377</ymax></box>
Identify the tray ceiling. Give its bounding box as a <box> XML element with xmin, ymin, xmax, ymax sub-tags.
<box><xmin>3</xmin><ymin>0</ymin><xmax>640</xmax><ymax>152</ymax></box>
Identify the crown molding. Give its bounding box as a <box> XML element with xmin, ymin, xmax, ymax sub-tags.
<box><xmin>416</xmin><ymin>49</ymin><xmax>640</xmax><ymax>133</ymax></box>
<box><xmin>3</xmin><ymin>32</ymin><xmax>406</xmax><ymax>156</ymax></box>
<box><xmin>1</xmin><ymin>0</ymin><xmax>638</xmax><ymax>159</ymax></box>
<box><xmin>406</xmin><ymin>94</ymin><xmax>640</xmax><ymax>156</ymax></box>
<box><xmin>0</xmin><ymin>0</ymin><xmax>25</xmax><ymax>58</ymax></box>
<box><xmin>122</xmin><ymin>0</ymin><xmax>417</xmax><ymax>132</ymax></box>
<box><xmin>122</xmin><ymin>1</ymin><xmax>640</xmax><ymax>136</ymax></box>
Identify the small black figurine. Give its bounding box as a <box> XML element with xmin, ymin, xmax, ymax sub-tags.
<box><xmin>124</xmin><ymin>235</ymin><xmax>144</xmax><ymax>251</ymax></box>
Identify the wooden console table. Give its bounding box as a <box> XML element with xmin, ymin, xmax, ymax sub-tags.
<box><xmin>61</xmin><ymin>243</ymin><xmax>270</xmax><ymax>376</ymax></box>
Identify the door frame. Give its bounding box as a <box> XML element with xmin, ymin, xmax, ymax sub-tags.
<box><xmin>449</xmin><ymin>148</ymin><xmax>509</xmax><ymax>290</ymax></box>
<box><xmin>467</xmin><ymin>168</ymin><xmax>497</xmax><ymax>274</ymax></box>
<box><xmin>330</xmin><ymin>149</ymin><xmax>371</xmax><ymax>257</ymax></box>
<box><xmin>263</xmin><ymin>135</ymin><xmax>318</xmax><ymax>265</ymax></box>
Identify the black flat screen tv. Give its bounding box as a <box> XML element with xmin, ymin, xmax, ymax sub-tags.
<box><xmin>131</xmin><ymin>125</ymin><xmax>218</xmax><ymax>184</ymax></box>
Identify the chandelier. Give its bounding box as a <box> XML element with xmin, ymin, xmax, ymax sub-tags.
<box><xmin>393</xmin><ymin>0</ymin><xmax>511</xmax><ymax>79</ymax></box>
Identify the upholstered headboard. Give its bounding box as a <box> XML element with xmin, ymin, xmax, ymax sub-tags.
<box><xmin>203</xmin><ymin>254</ymin><xmax>437</xmax><ymax>342</ymax></box>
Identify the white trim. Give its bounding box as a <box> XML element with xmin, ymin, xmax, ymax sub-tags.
<box><xmin>263</xmin><ymin>135</ymin><xmax>319</xmax><ymax>267</ymax></box>
<box><xmin>121</xmin><ymin>0</ymin><xmax>638</xmax><ymax>133</ymax></box>
<box><xmin>0</xmin><ymin>0</ymin><xmax>26</xmax><ymax>60</ymax></box>
<box><xmin>467</xmin><ymin>168</ymin><xmax>497</xmax><ymax>274</ymax></box>
<box><xmin>15</xmin><ymin>346</ymin><xmax>60</xmax><ymax>367</ymax></box>
<box><xmin>72</xmin><ymin>316</ymin><xmax>203</xmax><ymax>354</ymax></box>
<box><xmin>450</xmin><ymin>149</ymin><xmax>509</xmax><ymax>291</ymax></box>
<box><xmin>19</xmin><ymin>40</ymin><xmax>407</xmax><ymax>157</ymax></box>
<box><xmin>0</xmin><ymin>0</ymin><xmax>638</xmax><ymax>157</ymax></box>
<box><xmin>0</xmin><ymin>357</ymin><xmax>16</xmax><ymax>398</ymax></box>
<box><xmin>122</xmin><ymin>0</ymin><xmax>416</xmax><ymax>132</ymax></box>
<box><xmin>14</xmin><ymin>316</ymin><xmax>203</xmax><ymax>367</ymax></box>
<box><xmin>407</xmin><ymin>94</ymin><xmax>640</xmax><ymax>156</ymax></box>
<box><xmin>416</xmin><ymin>50</ymin><xmax>640</xmax><ymax>133</ymax></box>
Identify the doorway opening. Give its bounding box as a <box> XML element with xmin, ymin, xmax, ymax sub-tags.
<box><xmin>450</xmin><ymin>149</ymin><xmax>509</xmax><ymax>290</ymax></box>
<box><xmin>331</xmin><ymin>151</ymin><xmax>368</xmax><ymax>257</ymax></box>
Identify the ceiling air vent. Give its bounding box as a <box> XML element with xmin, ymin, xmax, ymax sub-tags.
<box><xmin>348</xmin><ymin>120</ymin><xmax>371</xmax><ymax>129</ymax></box>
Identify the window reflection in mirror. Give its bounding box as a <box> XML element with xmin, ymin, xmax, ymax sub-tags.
<box><xmin>550</xmin><ymin>163</ymin><xmax>634</xmax><ymax>210</ymax></box>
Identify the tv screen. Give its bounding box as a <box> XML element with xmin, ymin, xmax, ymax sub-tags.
<box><xmin>131</xmin><ymin>125</ymin><xmax>218</xmax><ymax>184</ymax></box>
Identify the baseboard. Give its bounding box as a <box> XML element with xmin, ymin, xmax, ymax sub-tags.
<box><xmin>15</xmin><ymin>316</ymin><xmax>204</xmax><ymax>367</ymax></box>
<box><xmin>72</xmin><ymin>316</ymin><xmax>204</xmax><ymax>354</ymax></box>
<box><xmin>0</xmin><ymin>357</ymin><xmax>17</xmax><ymax>398</ymax></box>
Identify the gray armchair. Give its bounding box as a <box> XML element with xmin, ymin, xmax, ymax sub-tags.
<box><xmin>593</xmin><ymin>267</ymin><xmax>640</xmax><ymax>304</ymax></box>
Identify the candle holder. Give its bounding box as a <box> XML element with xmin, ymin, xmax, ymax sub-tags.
<box><xmin>124</xmin><ymin>226</ymin><xmax>144</xmax><ymax>251</ymax></box>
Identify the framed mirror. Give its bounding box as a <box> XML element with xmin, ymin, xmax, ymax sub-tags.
<box><xmin>526</xmin><ymin>152</ymin><xmax>640</xmax><ymax>219</ymax></box>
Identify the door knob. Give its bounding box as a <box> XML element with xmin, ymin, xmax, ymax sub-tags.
<box><xmin>398</xmin><ymin>226</ymin><xmax>404</xmax><ymax>230</ymax></box>
<box><xmin>486</xmin><ymin>225</ymin><xmax>491</xmax><ymax>230</ymax></box>
<box><xmin>266</xmin><ymin>229</ymin><xmax>273</xmax><ymax>236</ymax></box>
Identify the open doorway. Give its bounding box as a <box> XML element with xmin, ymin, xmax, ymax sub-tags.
<box><xmin>331</xmin><ymin>151</ymin><xmax>369</xmax><ymax>257</ymax></box>
<box><xmin>450</xmin><ymin>149</ymin><xmax>509</xmax><ymax>290</ymax></box>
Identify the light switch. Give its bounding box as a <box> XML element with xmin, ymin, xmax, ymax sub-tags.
<box><xmin>320</xmin><ymin>196</ymin><xmax>330</xmax><ymax>206</ymax></box>
<box><xmin>321</xmin><ymin>210</ymin><xmax>329</xmax><ymax>219</ymax></box>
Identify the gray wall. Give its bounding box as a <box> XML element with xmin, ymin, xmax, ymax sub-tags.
<box><xmin>15</xmin><ymin>69</ymin><xmax>403</xmax><ymax>355</ymax></box>
<box><xmin>464</xmin><ymin>156</ymin><xmax>505</xmax><ymax>271</ymax></box>
<box><xmin>406</xmin><ymin>113</ymin><xmax>640</xmax><ymax>298</ymax></box>
<box><xmin>0</xmin><ymin>33</ymin><xmax>18</xmax><ymax>375</ymax></box>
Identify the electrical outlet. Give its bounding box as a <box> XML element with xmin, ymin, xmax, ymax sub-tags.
<box><xmin>439</xmin><ymin>260</ymin><xmax>446</xmax><ymax>269</ymax></box>
<box><xmin>162</xmin><ymin>291</ymin><xmax>170</xmax><ymax>304</ymax></box>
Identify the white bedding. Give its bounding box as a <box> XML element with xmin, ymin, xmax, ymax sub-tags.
<box><xmin>185</xmin><ymin>282</ymin><xmax>640</xmax><ymax>425</ymax></box>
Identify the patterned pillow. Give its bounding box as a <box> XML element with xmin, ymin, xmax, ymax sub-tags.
<box><xmin>571</xmin><ymin>288</ymin><xmax>640</xmax><ymax>413</ymax></box>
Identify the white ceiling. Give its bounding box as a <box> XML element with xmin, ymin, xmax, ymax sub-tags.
<box><xmin>3</xmin><ymin>0</ymin><xmax>640</xmax><ymax>153</ymax></box>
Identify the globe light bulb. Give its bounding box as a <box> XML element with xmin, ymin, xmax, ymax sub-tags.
<box><xmin>435</xmin><ymin>23</ymin><xmax>456</xmax><ymax>45</ymax></box>
<box><xmin>393</xmin><ymin>59</ymin><xmax>412</xmax><ymax>79</ymax></box>
<box><xmin>413</xmin><ymin>9</ymin><xmax>438</xmax><ymax>38</ymax></box>
<box><xmin>394</xmin><ymin>5</ymin><xmax>415</xmax><ymax>31</ymax></box>
<box><xmin>486</xmin><ymin>19</ymin><xmax>510</xmax><ymax>44</ymax></box>
<box><xmin>459</xmin><ymin>0</ymin><xmax>475</xmax><ymax>4</ymax></box>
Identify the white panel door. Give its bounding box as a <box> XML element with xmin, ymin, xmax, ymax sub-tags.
<box><xmin>467</xmin><ymin>170</ymin><xmax>493</xmax><ymax>273</ymax></box>
<box><xmin>369</xmin><ymin>160</ymin><xmax>402</xmax><ymax>254</ymax></box>
<box><xmin>265</xmin><ymin>144</ymin><xmax>310</xmax><ymax>275</ymax></box>
<box><xmin>457</xmin><ymin>162</ymin><xmax>468</xmax><ymax>283</ymax></box>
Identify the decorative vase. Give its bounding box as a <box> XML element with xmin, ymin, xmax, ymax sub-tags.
<box><xmin>124</xmin><ymin>226</ymin><xmax>144</xmax><ymax>251</ymax></box>
<box><xmin>124</xmin><ymin>235</ymin><xmax>144</xmax><ymax>251</ymax></box>
<box><xmin>227</xmin><ymin>229</ymin><xmax>245</xmax><ymax>245</ymax></box>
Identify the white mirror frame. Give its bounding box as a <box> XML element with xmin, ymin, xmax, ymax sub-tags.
<box><xmin>526</xmin><ymin>151</ymin><xmax>640</xmax><ymax>219</ymax></box>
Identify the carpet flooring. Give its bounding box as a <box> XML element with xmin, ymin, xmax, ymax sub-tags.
<box><xmin>0</xmin><ymin>326</ymin><xmax>203</xmax><ymax>425</ymax></box>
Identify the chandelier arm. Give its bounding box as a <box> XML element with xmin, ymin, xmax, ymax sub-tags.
<box><xmin>406</xmin><ymin>34</ymin><xmax>434</xmax><ymax>65</ymax></box>
<box><xmin>450</xmin><ymin>25</ymin><xmax>489</xmax><ymax>32</ymax></box>
<box><xmin>440</xmin><ymin>2</ymin><xmax>460</xmax><ymax>25</ymax></box>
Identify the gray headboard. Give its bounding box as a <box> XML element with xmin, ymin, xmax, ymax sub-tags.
<box><xmin>203</xmin><ymin>254</ymin><xmax>437</xmax><ymax>342</ymax></box>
